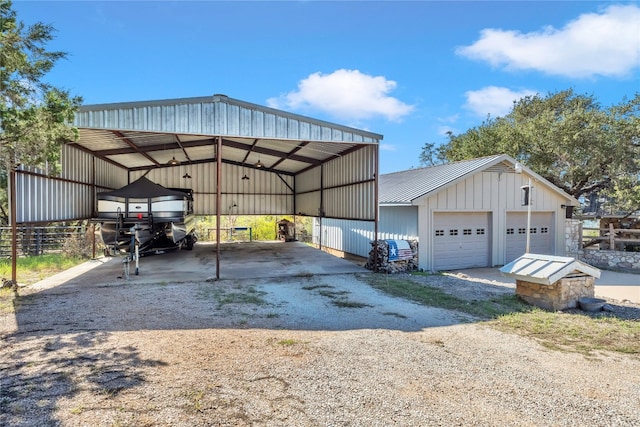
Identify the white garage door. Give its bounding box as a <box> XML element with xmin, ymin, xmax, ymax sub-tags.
<box><xmin>505</xmin><ymin>212</ymin><xmax>554</xmax><ymax>263</ymax></box>
<box><xmin>433</xmin><ymin>212</ymin><xmax>491</xmax><ymax>270</ymax></box>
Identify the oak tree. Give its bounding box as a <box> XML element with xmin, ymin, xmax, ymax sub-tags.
<box><xmin>428</xmin><ymin>89</ymin><xmax>640</xmax><ymax>215</ymax></box>
<box><xmin>0</xmin><ymin>0</ymin><xmax>82</xmax><ymax>224</ymax></box>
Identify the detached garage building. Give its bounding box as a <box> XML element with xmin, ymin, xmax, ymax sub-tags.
<box><xmin>316</xmin><ymin>154</ymin><xmax>579</xmax><ymax>271</ymax></box>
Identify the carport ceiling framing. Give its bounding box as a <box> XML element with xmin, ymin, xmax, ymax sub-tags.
<box><xmin>68</xmin><ymin>129</ymin><xmax>359</xmax><ymax>176</ymax></box>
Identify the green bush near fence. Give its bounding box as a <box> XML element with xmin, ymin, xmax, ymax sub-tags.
<box><xmin>0</xmin><ymin>223</ymin><xmax>99</xmax><ymax>258</ymax></box>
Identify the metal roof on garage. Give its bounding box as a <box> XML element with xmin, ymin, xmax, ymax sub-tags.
<box><xmin>378</xmin><ymin>154</ymin><xmax>577</xmax><ymax>205</ymax></box>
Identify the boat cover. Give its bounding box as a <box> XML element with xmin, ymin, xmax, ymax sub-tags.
<box><xmin>99</xmin><ymin>177</ymin><xmax>189</xmax><ymax>199</ymax></box>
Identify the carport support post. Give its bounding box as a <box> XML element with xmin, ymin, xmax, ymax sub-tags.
<box><xmin>215</xmin><ymin>135</ymin><xmax>222</xmax><ymax>280</ymax></box>
<box><xmin>319</xmin><ymin>164</ymin><xmax>323</xmax><ymax>251</ymax></box>
<box><xmin>526</xmin><ymin>177</ymin><xmax>532</xmax><ymax>253</ymax></box>
<box><xmin>10</xmin><ymin>168</ymin><xmax>17</xmax><ymax>283</ymax></box>
<box><xmin>373</xmin><ymin>144</ymin><xmax>379</xmax><ymax>272</ymax></box>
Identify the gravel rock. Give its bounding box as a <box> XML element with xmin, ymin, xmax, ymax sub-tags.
<box><xmin>1</xmin><ymin>270</ymin><xmax>639</xmax><ymax>426</ymax></box>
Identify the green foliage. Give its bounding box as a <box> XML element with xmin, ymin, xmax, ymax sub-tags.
<box><xmin>195</xmin><ymin>215</ymin><xmax>312</xmax><ymax>242</ymax></box>
<box><xmin>425</xmin><ymin>89</ymin><xmax>640</xmax><ymax>214</ymax></box>
<box><xmin>493</xmin><ymin>310</ymin><xmax>640</xmax><ymax>356</ymax></box>
<box><xmin>0</xmin><ymin>0</ymin><xmax>82</xmax><ymax>224</ymax></box>
<box><xmin>0</xmin><ymin>253</ymin><xmax>85</xmax><ymax>285</ymax></box>
<box><xmin>362</xmin><ymin>273</ymin><xmax>531</xmax><ymax>319</ymax></box>
<box><xmin>363</xmin><ymin>272</ymin><xmax>640</xmax><ymax>356</ymax></box>
<box><xmin>244</xmin><ymin>215</ymin><xmax>278</xmax><ymax>241</ymax></box>
<box><xmin>418</xmin><ymin>141</ymin><xmax>447</xmax><ymax>167</ymax></box>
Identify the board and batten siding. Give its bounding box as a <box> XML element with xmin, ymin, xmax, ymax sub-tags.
<box><xmin>313</xmin><ymin>206</ymin><xmax>418</xmax><ymax>258</ymax></box>
<box><xmin>416</xmin><ymin>170</ymin><xmax>572</xmax><ymax>271</ymax></box>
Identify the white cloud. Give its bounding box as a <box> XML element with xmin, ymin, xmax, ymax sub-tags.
<box><xmin>456</xmin><ymin>4</ymin><xmax>640</xmax><ymax>78</ymax></box>
<box><xmin>267</xmin><ymin>69</ymin><xmax>414</xmax><ymax>121</ymax></box>
<box><xmin>379</xmin><ymin>144</ymin><xmax>397</xmax><ymax>151</ymax></box>
<box><xmin>464</xmin><ymin>86</ymin><xmax>537</xmax><ymax>117</ymax></box>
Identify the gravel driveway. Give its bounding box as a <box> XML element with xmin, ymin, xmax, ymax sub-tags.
<box><xmin>1</xmin><ymin>263</ymin><xmax>639</xmax><ymax>426</ymax></box>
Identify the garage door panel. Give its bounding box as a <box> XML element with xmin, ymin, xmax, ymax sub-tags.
<box><xmin>505</xmin><ymin>212</ymin><xmax>554</xmax><ymax>263</ymax></box>
<box><xmin>434</xmin><ymin>213</ymin><xmax>490</xmax><ymax>270</ymax></box>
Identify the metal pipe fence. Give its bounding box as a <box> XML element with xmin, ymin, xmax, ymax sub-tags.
<box><xmin>0</xmin><ymin>224</ymin><xmax>92</xmax><ymax>258</ymax></box>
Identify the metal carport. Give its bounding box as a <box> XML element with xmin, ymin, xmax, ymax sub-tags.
<box><xmin>9</xmin><ymin>94</ymin><xmax>381</xmax><ymax>280</ymax></box>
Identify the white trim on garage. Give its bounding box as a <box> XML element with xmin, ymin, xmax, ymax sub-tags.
<box><xmin>433</xmin><ymin>212</ymin><xmax>491</xmax><ymax>270</ymax></box>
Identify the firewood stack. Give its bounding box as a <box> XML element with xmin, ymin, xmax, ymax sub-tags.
<box><xmin>365</xmin><ymin>239</ymin><xmax>419</xmax><ymax>273</ymax></box>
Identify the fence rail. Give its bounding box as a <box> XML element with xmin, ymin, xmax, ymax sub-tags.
<box><xmin>582</xmin><ymin>224</ymin><xmax>640</xmax><ymax>251</ymax></box>
<box><xmin>0</xmin><ymin>225</ymin><xmax>92</xmax><ymax>257</ymax></box>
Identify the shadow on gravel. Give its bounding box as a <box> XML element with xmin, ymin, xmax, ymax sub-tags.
<box><xmin>0</xmin><ymin>331</ymin><xmax>167</xmax><ymax>427</ymax></box>
<box><xmin>2</xmin><ymin>244</ymin><xmax>637</xmax><ymax>425</ymax></box>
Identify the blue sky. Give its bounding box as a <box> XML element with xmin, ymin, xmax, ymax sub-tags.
<box><xmin>13</xmin><ymin>1</ymin><xmax>640</xmax><ymax>174</ymax></box>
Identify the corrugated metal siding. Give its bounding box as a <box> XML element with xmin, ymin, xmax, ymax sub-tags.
<box><xmin>323</xmin><ymin>145</ymin><xmax>376</xmax><ymax>186</ymax></box>
<box><xmin>323</xmin><ymin>182</ymin><xmax>375</xmax><ymax>220</ymax></box>
<box><xmin>62</xmin><ymin>145</ymin><xmax>127</xmax><ymax>190</ymax></box>
<box><xmin>294</xmin><ymin>146</ymin><xmax>377</xmax><ymax>220</ymax></box>
<box><xmin>131</xmin><ymin>163</ymin><xmax>294</xmax><ymax>216</ymax></box>
<box><xmin>75</xmin><ymin>96</ymin><xmax>382</xmax><ymax>143</ymax></box>
<box><xmin>296</xmin><ymin>166</ymin><xmax>322</xmax><ymax>193</ymax></box>
<box><xmin>60</xmin><ymin>145</ymin><xmax>92</xmax><ymax>183</ymax></box>
<box><xmin>379</xmin><ymin>206</ymin><xmax>419</xmax><ymax>240</ymax></box>
<box><xmin>313</xmin><ymin>206</ymin><xmax>418</xmax><ymax>258</ymax></box>
<box><xmin>313</xmin><ymin>219</ymin><xmax>375</xmax><ymax>258</ymax></box>
<box><xmin>295</xmin><ymin>192</ymin><xmax>321</xmax><ymax>217</ymax></box>
<box><xmin>16</xmin><ymin>169</ymin><xmax>93</xmax><ymax>223</ymax></box>
<box><xmin>14</xmin><ymin>146</ymin><xmax>129</xmax><ymax>223</ymax></box>
<box><xmin>323</xmin><ymin>146</ymin><xmax>376</xmax><ymax>220</ymax></box>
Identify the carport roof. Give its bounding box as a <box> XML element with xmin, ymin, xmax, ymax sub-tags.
<box><xmin>70</xmin><ymin>94</ymin><xmax>383</xmax><ymax>175</ymax></box>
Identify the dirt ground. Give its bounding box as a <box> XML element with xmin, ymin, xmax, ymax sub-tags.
<box><xmin>1</xmin><ymin>247</ymin><xmax>640</xmax><ymax>426</ymax></box>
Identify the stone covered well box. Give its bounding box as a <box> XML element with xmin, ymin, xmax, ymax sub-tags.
<box><xmin>500</xmin><ymin>254</ymin><xmax>601</xmax><ymax>311</ymax></box>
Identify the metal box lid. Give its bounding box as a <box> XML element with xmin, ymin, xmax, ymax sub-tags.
<box><xmin>499</xmin><ymin>253</ymin><xmax>601</xmax><ymax>285</ymax></box>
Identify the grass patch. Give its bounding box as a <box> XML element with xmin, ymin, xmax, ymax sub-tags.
<box><xmin>69</xmin><ymin>406</ymin><xmax>84</xmax><ymax>415</ymax></box>
<box><xmin>382</xmin><ymin>311</ymin><xmax>408</xmax><ymax>319</ymax></box>
<box><xmin>410</xmin><ymin>271</ymin><xmax>442</xmax><ymax>277</ymax></box>
<box><xmin>331</xmin><ymin>299</ymin><xmax>372</xmax><ymax>309</ymax></box>
<box><xmin>218</xmin><ymin>288</ymin><xmax>266</xmax><ymax>306</ymax></box>
<box><xmin>361</xmin><ymin>273</ymin><xmax>531</xmax><ymax>318</ymax></box>
<box><xmin>308</xmin><ymin>284</ymin><xmax>372</xmax><ymax>309</ymax></box>
<box><xmin>318</xmin><ymin>289</ymin><xmax>349</xmax><ymax>298</ymax></box>
<box><xmin>362</xmin><ymin>273</ymin><xmax>640</xmax><ymax>356</ymax></box>
<box><xmin>0</xmin><ymin>254</ymin><xmax>87</xmax><ymax>285</ymax></box>
<box><xmin>491</xmin><ymin>310</ymin><xmax>640</xmax><ymax>356</ymax></box>
<box><xmin>302</xmin><ymin>284</ymin><xmax>332</xmax><ymax>291</ymax></box>
<box><xmin>185</xmin><ymin>389</ymin><xmax>205</xmax><ymax>413</ymax></box>
<box><xmin>199</xmin><ymin>285</ymin><xmax>267</xmax><ymax>307</ymax></box>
